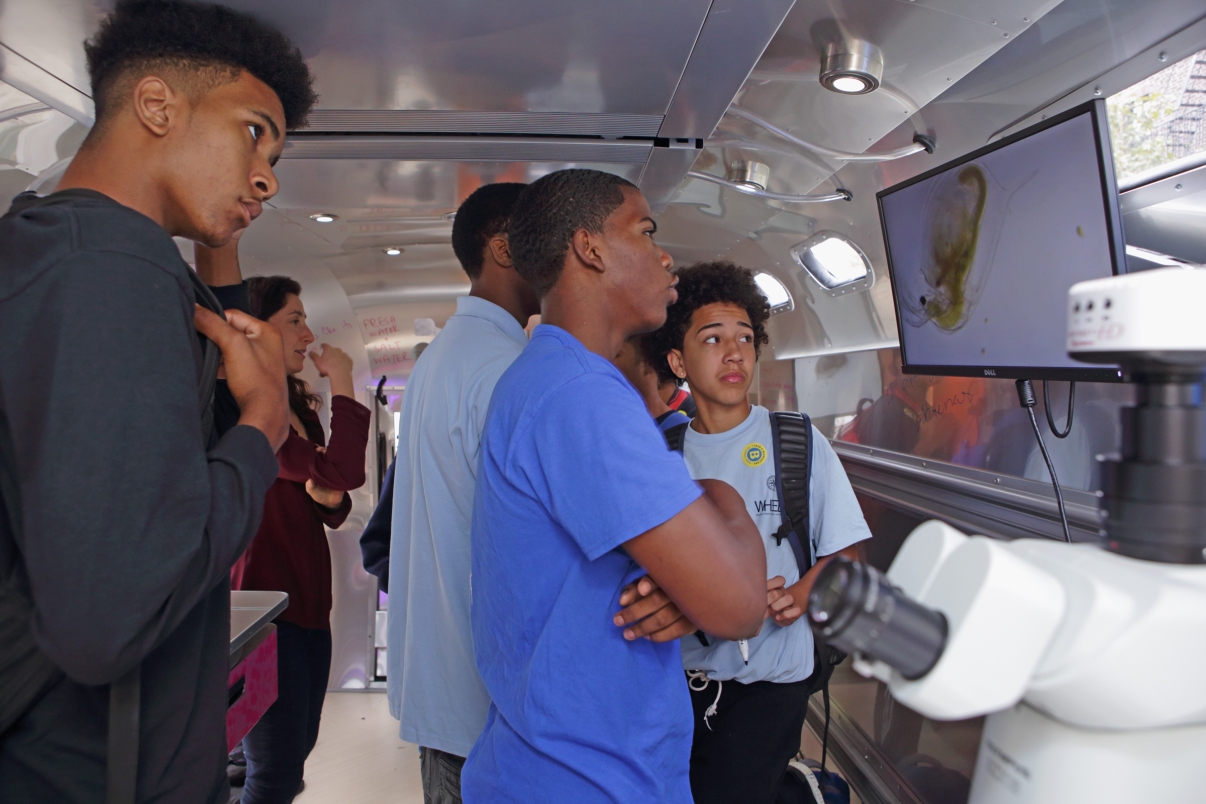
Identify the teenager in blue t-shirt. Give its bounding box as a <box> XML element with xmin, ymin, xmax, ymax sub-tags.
<box><xmin>646</xmin><ymin>261</ymin><xmax>872</xmax><ymax>804</ymax></box>
<box><xmin>465</xmin><ymin>170</ymin><xmax>769</xmax><ymax>804</ymax></box>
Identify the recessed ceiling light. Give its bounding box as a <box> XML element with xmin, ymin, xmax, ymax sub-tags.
<box><xmin>383</xmin><ymin>247</ymin><xmax>403</xmax><ymax>256</ymax></box>
<box><xmin>831</xmin><ymin>75</ymin><xmax>871</xmax><ymax>93</ymax></box>
<box><xmin>310</xmin><ymin>213</ymin><xmax>338</xmax><ymax>223</ymax></box>
<box><xmin>820</xmin><ymin>39</ymin><xmax>883</xmax><ymax>95</ymax></box>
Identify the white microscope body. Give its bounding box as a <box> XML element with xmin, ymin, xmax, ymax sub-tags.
<box><xmin>842</xmin><ymin>268</ymin><xmax>1206</xmax><ymax>803</ymax></box>
<box><xmin>876</xmin><ymin>523</ymin><xmax>1206</xmax><ymax>803</ymax></box>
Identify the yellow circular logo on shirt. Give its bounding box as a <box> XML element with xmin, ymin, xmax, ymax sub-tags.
<box><xmin>743</xmin><ymin>443</ymin><xmax>767</xmax><ymax>467</ymax></box>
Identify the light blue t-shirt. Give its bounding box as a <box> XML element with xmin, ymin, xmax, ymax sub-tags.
<box><xmin>387</xmin><ymin>295</ymin><xmax>527</xmax><ymax>757</ymax></box>
<box><xmin>680</xmin><ymin>405</ymin><xmax>871</xmax><ymax>683</ymax></box>
<box><xmin>464</xmin><ymin>325</ymin><xmax>702</xmax><ymax>804</ymax></box>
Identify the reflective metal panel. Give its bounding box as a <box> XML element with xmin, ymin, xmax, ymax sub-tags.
<box><xmin>638</xmin><ymin>140</ymin><xmax>702</xmax><ymax>213</ymax></box>
<box><xmin>655</xmin><ymin>182</ymin><xmax>897</xmax><ymax>357</ymax></box>
<box><xmin>0</xmin><ymin>0</ymin><xmax>98</xmax><ymax>122</ymax></box>
<box><xmin>281</xmin><ymin>134</ymin><xmax>651</xmax><ymax>164</ymax></box>
<box><xmin>327</xmin><ymin>526</ymin><xmax>376</xmax><ymax>689</ymax></box>
<box><xmin>1123</xmin><ymin>191</ymin><xmax>1206</xmax><ymax>265</ymax></box>
<box><xmin>269</xmin><ymin>159</ymin><xmax>641</xmax><ymax>211</ymax></box>
<box><xmin>304</xmin><ymin>109</ymin><xmax>663</xmax><ymax>136</ymax></box>
<box><xmin>0</xmin><ymin>43</ymin><xmax>93</xmax><ymax>124</ymax></box>
<box><xmin>728</xmin><ymin>0</ymin><xmax>1057</xmax><ymax>168</ymax></box>
<box><xmin>37</xmin><ymin>0</ymin><xmax>704</xmax><ymax>117</ymax></box>
<box><xmin>658</xmin><ymin>0</ymin><xmax>797</xmax><ymax>138</ymax></box>
<box><xmin>0</xmin><ymin>0</ymin><xmax>715</xmax><ymax>116</ymax></box>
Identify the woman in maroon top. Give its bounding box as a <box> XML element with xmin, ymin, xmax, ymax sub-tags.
<box><xmin>234</xmin><ymin>276</ymin><xmax>370</xmax><ymax>804</ymax></box>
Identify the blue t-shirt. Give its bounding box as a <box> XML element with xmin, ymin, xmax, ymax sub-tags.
<box><xmin>465</xmin><ymin>324</ymin><xmax>703</xmax><ymax>804</ymax></box>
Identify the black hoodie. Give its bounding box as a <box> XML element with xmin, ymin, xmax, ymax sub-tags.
<box><xmin>0</xmin><ymin>190</ymin><xmax>278</xmax><ymax>803</ymax></box>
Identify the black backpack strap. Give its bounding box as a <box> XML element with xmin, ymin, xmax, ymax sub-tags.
<box><xmin>663</xmin><ymin>421</ymin><xmax>688</xmax><ymax>453</ymax></box>
<box><xmin>770</xmin><ymin>411</ymin><xmax>813</xmax><ymax>578</ymax></box>
<box><xmin>773</xmin><ymin>411</ymin><xmax>849</xmax><ymax>755</ymax></box>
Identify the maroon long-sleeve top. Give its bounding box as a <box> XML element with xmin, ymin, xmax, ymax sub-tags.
<box><xmin>232</xmin><ymin>395</ymin><xmax>371</xmax><ymax>630</ymax></box>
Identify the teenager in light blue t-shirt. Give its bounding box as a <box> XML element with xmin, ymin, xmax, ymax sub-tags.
<box><xmin>646</xmin><ymin>261</ymin><xmax>872</xmax><ymax>804</ymax></box>
<box><xmin>465</xmin><ymin>169</ymin><xmax>770</xmax><ymax>804</ymax></box>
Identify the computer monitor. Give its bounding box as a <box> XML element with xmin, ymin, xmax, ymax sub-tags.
<box><xmin>877</xmin><ymin>99</ymin><xmax>1126</xmax><ymax>382</ymax></box>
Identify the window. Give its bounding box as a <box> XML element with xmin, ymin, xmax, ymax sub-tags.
<box><xmin>1108</xmin><ymin>48</ymin><xmax>1206</xmax><ymax>182</ymax></box>
<box><xmin>753</xmin><ymin>271</ymin><xmax>794</xmax><ymax>315</ymax></box>
<box><xmin>791</xmin><ymin>231</ymin><xmax>873</xmax><ymax>295</ymax></box>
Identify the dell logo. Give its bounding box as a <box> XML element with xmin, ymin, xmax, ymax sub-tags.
<box><xmin>984</xmin><ymin>369</ymin><xmax>997</xmax><ymax>376</ymax></box>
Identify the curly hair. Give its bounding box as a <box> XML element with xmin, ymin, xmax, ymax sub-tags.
<box><xmin>85</xmin><ymin>0</ymin><xmax>317</xmax><ymax>131</ymax></box>
<box><xmin>509</xmin><ymin>169</ymin><xmax>636</xmax><ymax>297</ymax></box>
<box><xmin>451</xmin><ymin>182</ymin><xmax>526</xmax><ymax>280</ymax></box>
<box><xmin>642</xmin><ymin>261</ymin><xmax>771</xmax><ymax>387</ymax></box>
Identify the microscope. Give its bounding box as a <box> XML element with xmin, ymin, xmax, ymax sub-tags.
<box><xmin>808</xmin><ymin>266</ymin><xmax>1206</xmax><ymax>803</ymax></box>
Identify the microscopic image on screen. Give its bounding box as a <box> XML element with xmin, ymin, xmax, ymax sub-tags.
<box><xmin>881</xmin><ymin>111</ymin><xmax>1116</xmax><ymax>374</ymax></box>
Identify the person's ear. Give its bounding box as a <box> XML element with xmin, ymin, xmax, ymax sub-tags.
<box><xmin>667</xmin><ymin>348</ymin><xmax>687</xmax><ymax>381</ymax></box>
<box><xmin>487</xmin><ymin>234</ymin><xmax>512</xmax><ymax>268</ymax></box>
<box><xmin>131</xmin><ymin>76</ymin><xmax>179</xmax><ymax>138</ymax></box>
<box><xmin>569</xmin><ymin>228</ymin><xmax>606</xmax><ymax>275</ymax></box>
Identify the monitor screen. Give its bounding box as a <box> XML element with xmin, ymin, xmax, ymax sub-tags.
<box><xmin>877</xmin><ymin>99</ymin><xmax>1126</xmax><ymax>382</ymax></box>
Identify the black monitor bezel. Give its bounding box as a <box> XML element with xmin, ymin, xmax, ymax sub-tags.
<box><xmin>876</xmin><ymin>98</ymin><xmax>1127</xmax><ymax>383</ymax></box>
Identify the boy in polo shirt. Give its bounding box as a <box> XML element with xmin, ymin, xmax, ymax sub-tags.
<box><xmin>646</xmin><ymin>261</ymin><xmax>872</xmax><ymax>804</ymax></box>
<box><xmin>465</xmin><ymin>169</ymin><xmax>768</xmax><ymax>804</ymax></box>
<box><xmin>385</xmin><ymin>182</ymin><xmax>541</xmax><ymax>804</ymax></box>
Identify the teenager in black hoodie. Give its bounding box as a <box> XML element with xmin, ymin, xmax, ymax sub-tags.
<box><xmin>0</xmin><ymin>3</ymin><xmax>315</xmax><ymax>802</ymax></box>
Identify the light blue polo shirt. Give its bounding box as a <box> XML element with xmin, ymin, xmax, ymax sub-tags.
<box><xmin>680</xmin><ymin>405</ymin><xmax>871</xmax><ymax>683</ymax></box>
<box><xmin>386</xmin><ymin>295</ymin><xmax>527</xmax><ymax>757</ymax></box>
<box><xmin>464</xmin><ymin>324</ymin><xmax>702</xmax><ymax>804</ymax></box>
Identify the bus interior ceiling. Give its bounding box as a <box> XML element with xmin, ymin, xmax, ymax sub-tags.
<box><xmin>2</xmin><ymin>0</ymin><xmax>1205</xmax><ymax>388</ymax></box>
<box><xmin>4</xmin><ymin>0</ymin><xmax>1206</xmax><ymax>800</ymax></box>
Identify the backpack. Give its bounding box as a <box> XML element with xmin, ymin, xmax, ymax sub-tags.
<box><xmin>665</xmin><ymin>411</ymin><xmax>847</xmax><ymax>769</ymax></box>
<box><xmin>663</xmin><ymin>410</ymin><xmax>817</xmax><ymax>603</ymax></box>
<box><xmin>0</xmin><ymin>261</ymin><xmax>223</xmax><ymax>803</ymax></box>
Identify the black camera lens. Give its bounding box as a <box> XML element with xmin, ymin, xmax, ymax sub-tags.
<box><xmin>807</xmin><ymin>557</ymin><xmax>948</xmax><ymax>681</ymax></box>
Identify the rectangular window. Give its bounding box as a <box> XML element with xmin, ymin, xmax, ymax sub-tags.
<box><xmin>1108</xmin><ymin>48</ymin><xmax>1206</xmax><ymax>182</ymax></box>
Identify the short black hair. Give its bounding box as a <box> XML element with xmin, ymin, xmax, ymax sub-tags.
<box><xmin>450</xmin><ymin>182</ymin><xmax>526</xmax><ymax>280</ymax></box>
<box><xmin>509</xmin><ymin>168</ymin><xmax>637</xmax><ymax>297</ymax></box>
<box><xmin>85</xmin><ymin>0</ymin><xmax>317</xmax><ymax>131</ymax></box>
<box><xmin>644</xmin><ymin>261</ymin><xmax>772</xmax><ymax>387</ymax></box>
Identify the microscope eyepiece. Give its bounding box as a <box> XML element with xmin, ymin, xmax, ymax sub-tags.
<box><xmin>807</xmin><ymin>557</ymin><xmax>948</xmax><ymax>680</ymax></box>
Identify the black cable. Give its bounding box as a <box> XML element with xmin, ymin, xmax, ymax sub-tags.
<box><xmin>1017</xmin><ymin>380</ymin><xmax>1073</xmax><ymax>543</ymax></box>
<box><xmin>1043</xmin><ymin>380</ymin><xmax>1076</xmax><ymax>439</ymax></box>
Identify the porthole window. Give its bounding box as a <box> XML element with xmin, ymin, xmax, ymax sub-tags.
<box><xmin>754</xmin><ymin>272</ymin><xmax>794</xmax><ymax>315</ymax></box>
<box><xmin>791</xmin><ymin>231</ymin><xmax>874</xmax><ymax>296</ymax></box>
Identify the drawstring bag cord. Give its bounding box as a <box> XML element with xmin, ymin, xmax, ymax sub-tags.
<box><xmin>686</xmin><ymin>670</ymin><xmax>722</xmax><ymax>731</ymax></box>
